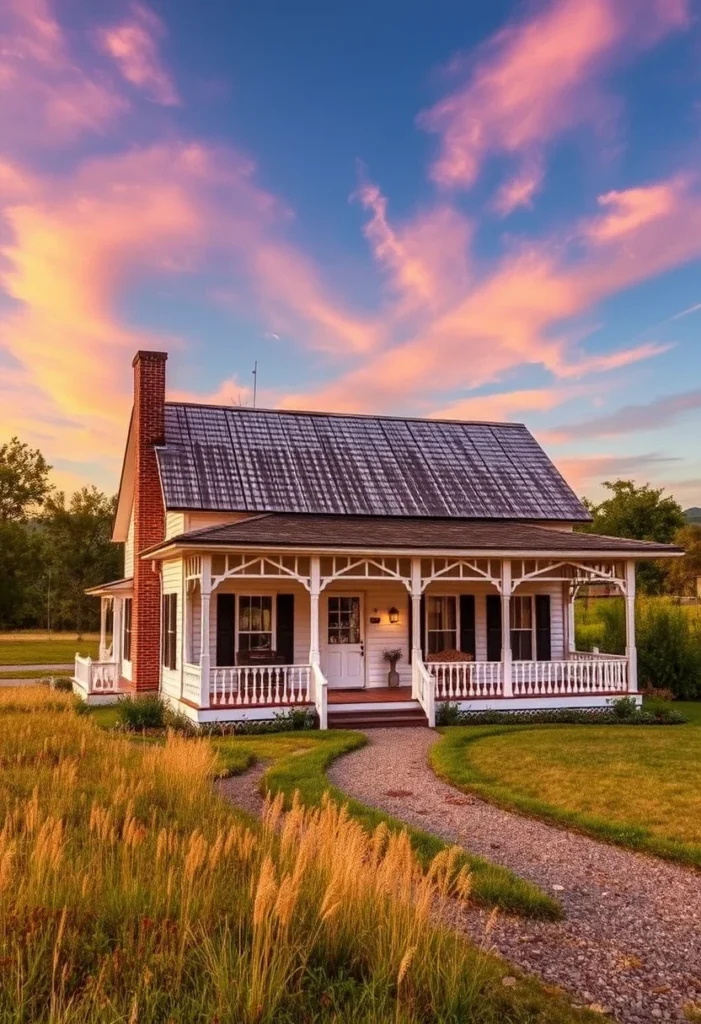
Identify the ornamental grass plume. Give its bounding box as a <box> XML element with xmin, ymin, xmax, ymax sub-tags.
<box><xmin>0</xmin><ymin>686</ymin><xmax>489</xmax><ymax>1024</ymax></box>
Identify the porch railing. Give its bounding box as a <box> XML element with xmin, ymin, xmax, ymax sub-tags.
<box><xmin>513</xmin><ymin>658</ymin><xmax>628</xmax><ymax>696</ymax></box>
<box><xmin>183</xmin><ymin>663</ymin><xmax>202</xmax><ymax>703</ymax></box>
<box><xmin>210</xmin><ymin>665</ymin><xmax>312</xmax><ymax>706</ymax></box>
<box><xmin>312</xmin><ymin>662</ymin><xmax>328</xmax><ymax>730</ymax></box>
<box><xmin>73</xmin><ymin>655</ymin><xmax>119</xmax><ymax>694</ymax></box>
<box><xmin>429</xmin><ymin>661</ymin><xmax>503</xmax><ymax>700</ymax></box>
<box><xmin>414</xmin><ymin>658</ymin><xmax>436</xmax><ymax>727</ymax></box>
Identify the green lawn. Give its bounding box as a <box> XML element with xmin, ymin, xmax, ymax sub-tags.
<box><xmin>0</xmin><ymin>633</ymin><xmax>99</xmax><ymax>665</ymax></box>
<box><xmin>433</xmin><ymin>715</ymin><xmax>701</xmax><ymax>867</ymax></box>
<box><xmin>0</xmin><ymin>669</ymin><xmax>73</xmax><ymax>680</ymax></box>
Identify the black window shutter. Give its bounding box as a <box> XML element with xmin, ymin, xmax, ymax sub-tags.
<box><xmin>419</xmin><ymin>594</ymin><xmax>426</xmax><ymax>659</ymax></box>
<box><xmin>276</xmin><ymin>594</ymin><xmax>295</xmax><ymax>664</ymax></box>
<box><xmin>459</xmin><ymin>595</ymin><xmax>476</xmax><ymax>658</ymax></box>
<box><xmin>216</xmin><ymin>594</ymin><xmax>236</xmax><ymax>667</ymax></box>
<box><xmin>535</xmin><ymin>595</ymin><xmax>552</xmax><ymax>661</ymax></box>
<box><xmin>486</xmin><ymin>595</ymin><xmax>502</xmax><ymax>662</ymax></box>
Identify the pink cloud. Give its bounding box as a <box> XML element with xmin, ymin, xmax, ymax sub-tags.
<box><xmin>492</xmin><ymin>156</ymin><xmax>545</xmax><ymax>216</ymax></box>
<box><xmin>285</xmin><ymin>173</ymin><xmax>701</xmax><ymax>415</ymax></box>
<box><xmin>432</xmin><ymin>385</ymin><xmax>587</xmax><ymax>423</ymax></box>
<box><xmin>419</xmin><ymin>0</ymin><xmax>690</xmax><ymax>190</ymax></box>
<box><xmin>584</xmin><ymin>179</ymin><xmax>680</xmax><ymax>242</ymax></box>
<box><xmin>96</xmin><ymin>2</ymin><xmax>179</xmax><ymax>106</ymax></box>
<box><xmin>354</xmin><ymin>177</ymin><xmax>472</xmax><ymax>316</ymax></box>
<box><xmin>0</xmin><ymin>0</ymin><xmax>127</xmax><ymax>147</ymax></box>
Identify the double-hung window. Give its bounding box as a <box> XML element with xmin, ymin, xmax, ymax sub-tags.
<box><xmin>426</xmin><ymin>596</ymin><xmax>457</xmax><ymax>655</ymax></box>
<box><xmin>162</xmin><ymin>593</ymin><xmax>178</xmax><ymax>670</ymax></box>
<box><xmin>238</xmin><ymin>596</ymin><xmax>273</xmax><ymax>652</ymax></box>
<box><xmin>511</xmin><ymin>596</ymin><xmax>533</xmax><ymax>661</ymax></box>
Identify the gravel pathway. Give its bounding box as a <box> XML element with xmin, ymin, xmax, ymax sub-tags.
<box><xmin>328</xmin><ymin>727</ymin><xmax>701</xmax><ymax>1024</ymax></box>
<box><xmin>216</xmin><ymin>762</ymin><xmax>268</xmax><ymax>818</ymax></box>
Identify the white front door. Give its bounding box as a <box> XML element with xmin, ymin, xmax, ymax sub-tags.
<box><xmin>323</xmin><ymin>594</ymin><xmax>365</xmax><ymax>689</ymax></box>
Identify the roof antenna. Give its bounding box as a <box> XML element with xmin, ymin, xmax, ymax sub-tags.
<box><xmin>252</xmin><ymin>360</ymin><xmax>258</xmax><ymax>408</ymax></box>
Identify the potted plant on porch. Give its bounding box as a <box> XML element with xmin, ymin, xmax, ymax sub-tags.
<box><xmin>382</xmin><ymin>648</ymin><xmax>402</xmax><ymax>687</ymax></box>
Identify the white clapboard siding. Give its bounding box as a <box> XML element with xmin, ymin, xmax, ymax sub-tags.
<box><xmin>165</xmin><ymin>512</ymin><xmax>186</xmax><ymax>539</ymax></box>
<box><xmin>124</xmin><ymin>510</ymin><xmax>134</xmax><ymax>577</ymax></box>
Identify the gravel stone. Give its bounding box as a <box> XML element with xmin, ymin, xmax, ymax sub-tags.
<box><xmin>216</xmin><ymin>762</ymin><xmax>268</xmax><ymax>818</ymax></box>
<box><xmin>328</xmin><ymin>727</ymin><xmax>701</xmax><ymax>1024</ymax></box>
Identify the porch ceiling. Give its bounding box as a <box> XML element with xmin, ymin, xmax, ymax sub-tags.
<box><xmin>143</xmin><ymin>515</ymin><xmax>683</xmax><ymax>558</ymax></box>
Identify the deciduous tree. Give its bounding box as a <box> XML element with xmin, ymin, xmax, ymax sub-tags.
<box><xmin>0</xmin><ymin>437</ymin><xmax>52</xmax><ymax>521</ymax></box>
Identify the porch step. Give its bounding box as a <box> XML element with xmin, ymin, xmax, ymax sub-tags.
<box><xmin>327</xmin><ymin>705</ymin><xmax>428</xmax><ymax>730</ymax></box>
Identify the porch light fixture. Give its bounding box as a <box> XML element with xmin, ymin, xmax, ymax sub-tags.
<box><xmin>388</xmin><ymin>606</ymin><xmax>399</xmax><ymax>624</ymax></box>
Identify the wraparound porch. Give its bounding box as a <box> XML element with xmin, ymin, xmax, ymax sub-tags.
<box><xmin>76</xmin><ymin>548</ymin><xmax>640</xmax><ymax>726</ymax></box>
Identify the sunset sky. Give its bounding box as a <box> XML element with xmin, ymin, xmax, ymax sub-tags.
<box><xmin>1</xmin><ymin>0</ymin><xmax>700</xmax><ymax>506</ymax></box>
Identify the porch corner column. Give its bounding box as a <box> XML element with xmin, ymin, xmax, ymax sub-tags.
<box><xmin>625</xmin><ymin>560</ymin><xmax>638</xmax><ymax>693</ymax></box>
<box><xmin>410</xmin><ymin>557</ymin><xmax>422</xmax><ymax>698</ymax></box>
<box><xmin>567</xmin><ymin>584</ymin><xmax>576</xmax><ymax>655</ymax></box>
<box><xmin>199</xmin><ymin>555</ymin><xmax>212</xmax><ymax>709</ymax></box>
<box><xmin>501</xmin><ymin>559</ymin><xmax>513</xmax><ymax>697</ymax></box>
<box><xmin>113</xmin><ymin>597</ymin><xmax>123</xmax><ymax>668</ymax></box>
<box><xmin>99</xmin><ymin>597</ymin><xmax>108</xmax><ymax>661</ymax></box>
<box><xmin>309</xmin><ymin>556</ymin><xmax>321</xmax><ymax>665</ymax></box>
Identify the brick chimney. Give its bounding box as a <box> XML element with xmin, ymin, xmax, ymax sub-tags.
<box><xmin>131</xmin><ymin>350</ymin><xmax>167</xmax><ymax>692</ymax></box>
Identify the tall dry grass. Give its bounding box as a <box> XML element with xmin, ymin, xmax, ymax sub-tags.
<box><xmin>0</xmin><ymin>688</ymin><xmax>489</xmax><ymax>1023</ymax></box>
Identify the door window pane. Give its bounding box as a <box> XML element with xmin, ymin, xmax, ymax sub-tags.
<box><xmin>327</xmin><ymin>597</ymin><xmax>360</xmax><ymax>644</ymax></box>
<box><xmin>426</xmin><ymin>596</ymin><xmax>457</xmax><ymax>655</ymax></box>
<box><xmin>511</xmin><ymin>596</ymin><xmax>533</xmax><ymax>660</ymax></box>
<box><xmin>238</xmin><ymin>596</ymin><xmax>273</xmax><ymax>652</ymax></box>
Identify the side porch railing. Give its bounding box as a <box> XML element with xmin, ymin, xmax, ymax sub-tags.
<box><xmin>73</xmin><ymin>655</ymin><xmax>119</xmax><ymax>694</ymax></box>
<box><xmin>210</xmin><ymin>665</ymin><xmax>312</xmax><ymax>706</ymax></box>
<box><xmin>428</xmin><ymin>654</ymin><xmax>629</xmax><ymax>701</ymax></box>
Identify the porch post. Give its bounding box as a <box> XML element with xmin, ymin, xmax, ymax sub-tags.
<box><xmin>410</xmin><ymin>557</ymin><xmax>422</xmax><ymax>698</ymax></box>
<box><xmin>501</xmin><ymin>559</ymin><xmax>513</xmax><ymax>697</ymax></box>
<box><xmin>309</xmin><ymin>556</ymin><xmax>321</xmax><ymax>665</ymax></box>
<box><xmin>99</xmin><ymin>598</ymin><xmax>108</xmax><ymax>661</ymax></box>
<box><xmin>113</xmin><ymin>597</ymin><xmax>123</xmax><ymax>667</ymax></box>
<box><xmin>563</xmin><ymin>583</ymin><xmax>576</xmax><ymax>656</ymax></box>
<box><xmin>625</xmin><ymin>560</ymin><xmax>638</xmax><ymax>692</ymax></box>
<box><xmin>199</xmin><ymin>555</ymin><xmax>212</xmax><ymax>708</ymax></box>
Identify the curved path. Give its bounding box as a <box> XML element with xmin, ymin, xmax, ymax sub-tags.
<box><xmin>328</xmin><ymin>727</ymin><xmax>701</xmax><ymax>1024</ymax></box>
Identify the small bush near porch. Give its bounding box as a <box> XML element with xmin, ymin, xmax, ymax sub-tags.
<box><xmin>433</xmin><ymin>717</ymin><xmax>701</xmax><ymax>867</ymax></box>
<box><xmin>0</xmin><ymin>688</ymin><xmax>600</xmax><ymax>1024</ymax></box>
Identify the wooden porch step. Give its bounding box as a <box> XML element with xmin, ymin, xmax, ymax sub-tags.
<box><xmin>327</xmin><ymin>706</ymin><xmax>428</xmax><ymax>730</ymax></box>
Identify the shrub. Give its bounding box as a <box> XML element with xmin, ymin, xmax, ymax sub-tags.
<box><xmin>641</xmin><ymin>685</ymin><xmax>675</xmax><ymax>702</ymax></box>
<box><xmin>637</xmin><ymin>598</ymin><xmax>701</xmax><ymax>700</ymax></box>
<box><xmin>436</xmin><ymin>701</ymin><xmax>463</xmax><ymax>726</ymax></box>
<box><xmin>115</xmin><ymin>693</ymin><xmax>166</xmax><ymax>730</ymax></box>
<box><xmin>437</xmin><ymin>701</ymin><xmax>687</xmax><ymax>726</ymax></box>
<box><xmin>50</xmin><ymin>677</ymin><xmax>73</xmax><ymax>692</ymax></box>
<box><xmin>164</xmin><ymin>707</ymin><xmax>318</xmax><ymax>737</ymax></box>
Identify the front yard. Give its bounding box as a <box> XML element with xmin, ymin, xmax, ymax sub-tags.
<box><xmin>432</xmin><ymin>708</ymin><xmax>701</xmax><ymax>867</ymax></box>
<box><xmin>0</xmin><ymin>630</ymin><xmax>99</xmax><ymax>665</ymax></box>
<box><xmin>0</xmin><ymin>687</ymin><xmax>598</xmax><ymax>1024</ymax></box>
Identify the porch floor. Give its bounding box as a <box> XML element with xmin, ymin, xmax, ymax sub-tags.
<box><xmin>328</xmin><ymin>686</ymin><xmax>413</xmax><ymax>704</ymax></box>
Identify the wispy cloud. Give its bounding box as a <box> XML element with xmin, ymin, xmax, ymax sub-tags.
<box><xmin>671</xmin><ymin>301</ymin><xmax>701</xmax><ymax>320</ymax></box>
<box><xmin>95</xmin><ymin>2</ymin><xmax>179</xmax><ymax>106</ymax></box>
<box><xmin>492</xmin><ymin>156</ymin><xmax>545</xmax><ymax>216</ymax></box>
<box><xmin>419</xmin><ymin>0</ymin><xmax>689</xmax><ymax>191</ymax></box>
<box><xmin>547</xmin><ymin>389</ymin><xmax>701</xmax><ymax>441</ymax></box>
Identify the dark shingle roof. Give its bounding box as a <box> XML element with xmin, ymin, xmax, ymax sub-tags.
<box><xmin>144</xmin><ymin>514</ymin><xmax>682</xmax><ymax>556</ymax></box>
<box><xmin>157</xmin><ymin>404</ymin><xmax>590</xmax><ymax>521</ymax></box>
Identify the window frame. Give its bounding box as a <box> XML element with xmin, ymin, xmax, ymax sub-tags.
<box><xmin>425</xmin><ymin>593</ymin><xmax>459</xmax><ymax>656</ymax></box>
<box><xmin>162</xmin><ymin>592</ymin><xmax>178</xmax><ymax>671</ymax></box>
<box><xmin>326</xmin><ymin>594</ymin><xmax>362</xmax><ymax>646</ymax></box>
<box><xmin>123</xmin><ymin>598</ymin><xmax>133</xmax><ymax>663</ymax></box>
<box><xmin>235</xmin><ymin>593</ymin><xmax>276</xmax><ymax>655</ymax></box>
<box><xmin>510</xmin><ymin>594</ymin><xmax>534</xmax><ymax>662</ymax></box>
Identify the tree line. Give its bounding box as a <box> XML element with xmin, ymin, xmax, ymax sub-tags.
<box><xmin>0</xmin><ymin>438</ymin><xmax>121</xmax><ymax>633</ymax></box>
<box><xmin>0</xmin><ymin>437</ymin><xmax>700</xmax><ymax>634</ymax></box>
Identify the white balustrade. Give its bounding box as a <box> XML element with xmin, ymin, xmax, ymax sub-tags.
<box><xmin>512</xmin><ymin>658</ymin><xmax>628</xmax><ymax>696</ymax></box>
<box><xmin>73</xmin><ymin>655</ymin><xmax>119</xmax><ymax>694</ymax></box>
<box><xmin>414</xmin><ymin>657</ymin><xmax>436</xmax><ymax>727</ymax></box>
<box><xmin>429</xmin><ymin>661</ymin><xmax>503</xmax><ymax>700</ymax></box>
<box><xmin>429</xmin><ymin>655</ymin><xmax>628</xmax><ymax>701</ymax></box>
<box><xmin>311</xmin><ymin>662</ymin><xmax>328</xmax><ymax>730</ymax></box>
<box><xmin>210</xmin><ymin>665</ymin><xmax>312</xmax><ymax>707</ymax></box>
<box><xmin>183</xmin><ymin>663</ymin><xmax>202</xmax><ymax>703</ymax></box>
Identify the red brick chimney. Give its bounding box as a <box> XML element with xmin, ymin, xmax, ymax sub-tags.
<box><xmin>131</xmin><ymin>350</ymin><xmax>167</xmax><ymax>692</ymax></box>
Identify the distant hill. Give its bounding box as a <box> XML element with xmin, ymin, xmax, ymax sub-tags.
<box><xmin>685</xmin><ymin>507</ymin><xmax>701</xmax><ymax>524</ymax></box>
